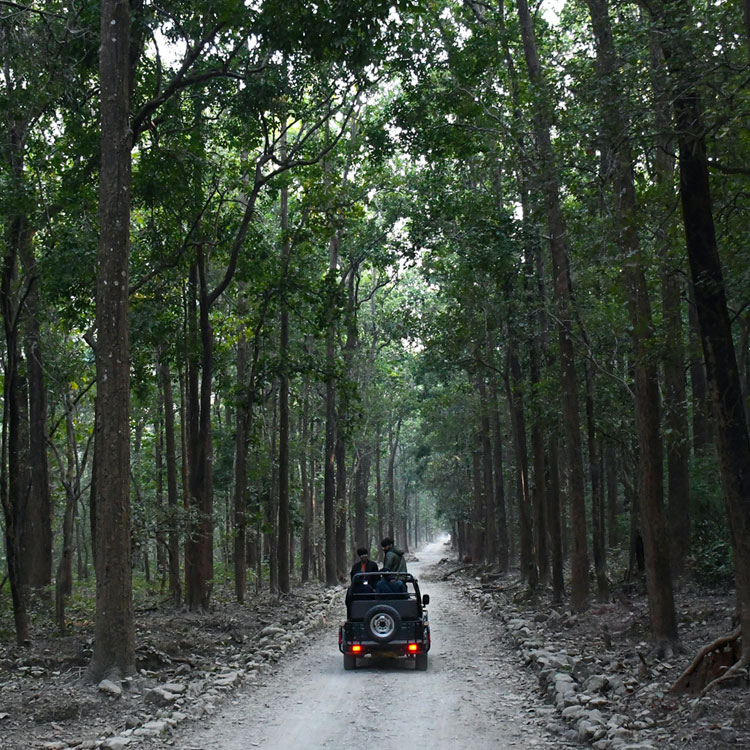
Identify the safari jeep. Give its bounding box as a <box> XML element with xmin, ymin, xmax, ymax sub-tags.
<box><xmin>339</xmin><ymin>572</ymin><xmax>431</xmax><ymax>670</ymax></box>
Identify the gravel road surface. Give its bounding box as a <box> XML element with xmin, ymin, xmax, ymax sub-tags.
<box><xmin>173</xmin><ymin>540</ymin><xmax>581</xmax><ymax>749</ymax></box>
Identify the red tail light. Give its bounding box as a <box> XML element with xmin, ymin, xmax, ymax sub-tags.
<box><xmin>407</xmin><ymin>643</ymin><xmax>419</xmax><ymax>653</ymax></box>
<box><xmin>351</xmin><ymin>644</ymin><xmax>362</xmax><ymax>653</ymax></box>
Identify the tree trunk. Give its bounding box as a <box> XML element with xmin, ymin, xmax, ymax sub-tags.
<box><xmin>470</xmin><ymin>447</ymin><xmax>484</xmax><ymax>562</ymax></box>
<box><xmin>604</xmin><ymin>441</ymin><xmax>619</xmax><ymax>549</ymax></box>
<box><xmin>657</xmin><ymin>0</ymin><xmax>750</xmax><ymax>658</ymax></box>
<box><xmin>375</xmin><ymin>428</ymin><xmax>384</xmax><ymax>549</ymax></box>
<box><xmin>587</xmin><ymin>0</ymin><xmax>677</xmax><ymax>644</ymax></box>
<box><xmin>185</xmin><ymin>250</ymin><xmax>214</xmax><ymax>610</ymax></box>
<box><xmin>278</xmin><ymin>149</ymin><xmax>291</xmax><ymax>595</ymax></box>
<box><xmin>515</xmin><ymin>0</ymin><xmax>589</xmax><ymax>610</ymax></box>
<box><xmin>267</xmin><ymin>385</ymin><xmax>279</xmax><ymax>593</ymax></box>
<box><xmin>353</xmin><ymin>448</ymin><xmax>371</xmax><ymax>550</ymax></box>
<box><xmin>233</xmin><ymin>330</ymin><xmax>249</xmax><ymax>602</ymax></box>
<box><xmin>154</xmin><ymin>389</ymin><xmax>167</xmax><ymax>588</ymax></box>
<box><xmin>688</xmin><ymin>280</ymin><xmax>713</xmax><ymax>454</ymax></box>
<box><xmin>335</xmin><ymin>427</ymin><xmax>347</xmax><ymax>579</ymax></box>
<box><xmin>548</xmin><ymin>433</ymin><xmax>565</xmax><ymax>603</ymax></box>
<box><xmin>649</xmin><ymin>24</ymin><xmax>691</xmax><ymax>579</ymax></box>
<box><xmin>19</xmin><ymin>235</ymin><xmax>52</xmax><ymax>588</ymax></box>
<box><xmin>55</xmin><ymin>396</ymin><xmax>79</xmax><ymax>633</ymax></box>
<box><xmin>88</xmin><ymin>0</ymin><xmax>135</xmax><ymax>680</ymax></box>
<box><xmin>159</xmin><ymin>358</ymin><xmax>181</xmax><ymax>605</ymax></box>
<box><xmin>584</xmin><ymin>355</ymin><xmax>609</xmax><ymax>603</ymax></box>
<box><xmin>506</xmin><ymin>342</ymin><xmax>537</xmax><ymax>586</ymax></box>
<box><xmin>387</xmin><ymin>418</ymin><xmax>401</xmax><ymax>541</ymax></box>
<box><xmin>1</xmin><ymin>127</ymin><xmax>32</xmax><ymax>646</ymax></box>
<box><xmin>323</xmin><ymin>237</ymin><xmax>339</xmax><ymax>586</ymax></box>
<box><xmin>300</xmin><ymin>383</ymin><xmax>313</xmax><ymax>582</ymax></box>
<box><xmin>477</xmin><ymin>377</ymin><xmax>497</xmax><ymax>563</ymax></box>
<box><xmin>662</xmin><ymin>273</ymin><xmax>691</xmax><ymax>579</ymax></box>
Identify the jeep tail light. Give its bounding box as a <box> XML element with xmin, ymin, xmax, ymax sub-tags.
<box><xmin>351</xmin><ymin>644</ymin><xmax>362</xmax><ymax>653</ymax></box>
<box><xmin>407</xmin><ymin>643</ymin><xmax>419</xmax><ymax>653</ymax></box>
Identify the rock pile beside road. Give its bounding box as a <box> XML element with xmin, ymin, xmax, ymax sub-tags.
<box><xmin>451</xmin><ymin>566</ymin><xmax>749</xmax><ymax>750</ymax></box>
<box><xmin>1</xmin><ymin>584</ymin><xmax>343</xmax><ymax>750</ymax></box>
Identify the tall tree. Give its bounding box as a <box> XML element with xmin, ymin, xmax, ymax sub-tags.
<box><xmin>651</xmin><ymin>0</ymin><xmax>750</xmax><ymax>663</ymax></box>
<box><xmin>585</xmin><ymin>0</ymin><xmax>678</xmax><ymax>643</ymax></box>
<box><xmin>88</xmin><ymin>0</ymin><xmax>135</xmax><ymax>682</ymax></box>
<box><xmin>515</xmin><ymin>0</ymin><xmax>589</xmax><ymax>610</ymax></box>
<box><xmin>277</xmin><ymin>133</ymin><xmax>291</xmax><ymax>594</ymax></box>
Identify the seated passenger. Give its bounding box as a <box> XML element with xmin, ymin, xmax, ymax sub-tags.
<box><xmin>349</xmin><ymin>547</ymin><xmax>379</xmax><ymax>594</ymax></box>
<box><xmin>375</xmin><ymin>576</ymin><xmax>407</xmax><ymax>594</ymax></box>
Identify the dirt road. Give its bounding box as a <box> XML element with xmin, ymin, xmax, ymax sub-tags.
<box><xmin>173</xmin><ymin>540</ymin><xmax>581</xmax><ymax>749</ymax></box>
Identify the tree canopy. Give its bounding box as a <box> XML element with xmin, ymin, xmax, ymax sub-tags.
<box><xmin>2</xmin><ymin>0</ymin><xmax>750</xmax><ymax>686</ymax></box>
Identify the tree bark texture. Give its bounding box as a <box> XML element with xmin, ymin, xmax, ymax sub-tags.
<box><xmin>323</xmin><ymin>239</ymin><xmax>338</xmax><ymax>586</ymax></box>
<box><xmin>506</xmin><ymin>342</ymin><xmax>537</xmax><ymax>586</ymax></box>
<box><xmin>470</xmin><ymin>447</ymin><xmax>484</xmax><ymax>562</ymax></box>
<box><xmin>185</xmin><ymin>251</ymin><xmax>214</xmax><ymax>610</ymax></box>
<box><xmin>547</xmin><ymin>434</ymin><xmax>565</xmax><ymax>603</ymax></box>
<box><xmin>19</xmin><ymin>234</ymin><xmax>52</xmax><ymax>588</ymax></box>
<box><xmin>587</xmin><ymin>0</ymin><xmax>677</xmax><ymax>642</ymax></box>
<box><xmin>584</xmin><ymin>355</ymin><xmax>608</xmax><ymax>603</ymax></box>
<box><xmin>353</xmin><ymin>448</ymin><xmax>371</xmax><ymax>550</ymax></box>
<box><xmin>477</xmin><ymin>377</ymin><xmax>497</xmax><ymax>563</ymax></box>
<box><xmin>657</xmin><ymin>0</ymin><xmax>750</xmax><ymax>657</ymax></box>
<box><xmin>278</xmin><ymin>156</ymin><xmax>291</xmax><ymax>594</ymax></box>
<box><xmin>89</xmin><ymin>0</ymin><xmax>135</xmax><ymax>681</ymax></box>
<box><xmin>300</xmin><ymin>385</ymin><xmax>313</xmax><ymax>582</ymax></box>
<box><xmin>335</xmin><ymin>427</ymin><xmax>347</xmax><ymax>579</ymax></box>
<box><xmin>55</xmin><ymin>397</ymin><xmax>80</xmax><ymax>633</ymax></box>
<box><xmin>649</xmin><ymin>22</ymin><xmax>691</xmax><ymax>577</ymax></box>
<box><xmin>233</xmin><ymin>329</ymin><xmax>249</xmax><ymax>603</ymax></box>
<box><xmin>515</xmin><ymin>0</ymin><xmax>589</xmax><ymax>610</ymax></box>
<box><xmin>489</xmin><ymin>379</ymin><xmax>509</xmax><ymax>571</ymax></box>
<box><xmin>1</xmin><ymin>119</ymin><xmax>33</xmax><ymax>644</ymax></box>
<box><xmin>387</xmin><ymin>418</ymin><xmax>401</xmax><ymax>542</ymax></box>
<box><xmin>688</xmin><ymin>282</ymin><xmax>713</xmax><ymax>453</ymax></box>
<box><xmin>159</xmin><ymin>358</ymin><xmax>181</xmax><ymax>605</ymax></box>
<box><xmin>375</xmin><ymin>429</ymin><xmax>384</xmax><ymax>550</ymax></box>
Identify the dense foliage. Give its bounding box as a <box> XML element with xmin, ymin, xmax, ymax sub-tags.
<box><xmin>1</xmin><ymin>0</ymin><xmax>749</xmax><ymax>672</ymax></box>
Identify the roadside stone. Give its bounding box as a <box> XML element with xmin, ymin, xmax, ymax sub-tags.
<box><xmin>214</xmin><ymin>670</ymin><xmax>241</xmax><ymax>688</ymax></box>
<box><xmin>133</xmin><ymin>719</ymin><xmax>169</xmax><ymax>737</ymax></box>
<box><xmin>260</xmin><ymin>625</ymin><xmax>286</xmax><ymax>637</ymax></box>
<box><xmin>102</xmin><ymin>737</ymin><xmax>130</xmax><ymax>749</ymax></box>
<box><xmin>144</xmin><ymin>687</ymin><xmax>177</xmax><ymax>706</ymax></box>
<box><xmin>561</xmin><ymin>704</ymin><xmax>585</xmax><ymax>720</ymax></box>
<box><xmin>160</xmin><ymin>682</ymin><xmax>186</xmax><ymax>694</ymax></box>
<box><xmin>98</xmin><ymin>679</ymin><xmax>123</xmax><ymax>698</ymax></box>
<box><xmin>584</xmin><ymin>674</ymin><xmax>609</xmax><ymax>693</ymax></box>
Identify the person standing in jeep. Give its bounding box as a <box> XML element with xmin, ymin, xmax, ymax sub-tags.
<box><xmin>380</xmin><ymin>537</ymin><xmax>407</xmax><ymax>572</ymax></box>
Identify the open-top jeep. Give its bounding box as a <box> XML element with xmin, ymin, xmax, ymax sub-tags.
<box><xmin>339</xmin><ymin>572</ymin><xmax>431</xmax><ymax>670</ymax></box>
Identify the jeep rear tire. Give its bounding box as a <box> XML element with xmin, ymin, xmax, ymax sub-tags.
<box><xmin>343</xmin><ymin>653</ymin><xmax>357</xmax><ymax>670</ymax></box>
<box><xmin>364</xmin><ymin>604</ymin><xmax>402</xmax><ymax>643</ymax></box>
<box><xmin>415</xmin><ymin>652</ymin><xmax>428</xmax><ymax>671</ymax></box>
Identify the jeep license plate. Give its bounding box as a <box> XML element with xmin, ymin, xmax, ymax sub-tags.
<box><xmin>376</xmin><ymin>650</ymin><xmax>401</xmax><ymax>659</ymax></box>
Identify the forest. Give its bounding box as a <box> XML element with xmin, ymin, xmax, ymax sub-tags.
<box><xmin>1</xmin><ymin>0</ymin><xmax>749</xmax><ymax>700</ymax></box>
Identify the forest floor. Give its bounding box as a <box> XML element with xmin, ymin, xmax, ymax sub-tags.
<box><xmin>0</xmin><ymin>545</ymin><xmax>747</xmax><ymax>749</ymax></box>
<box><xmin>442</xmin><ymin>557</ymin><xmax>750</xmax><ymax>749</ymax></box>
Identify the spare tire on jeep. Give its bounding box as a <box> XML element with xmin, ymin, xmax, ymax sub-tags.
<box><xmin>364</xmin><ymin>604</ymin><xmax>402</xmax><ymax>643</ymax></box>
